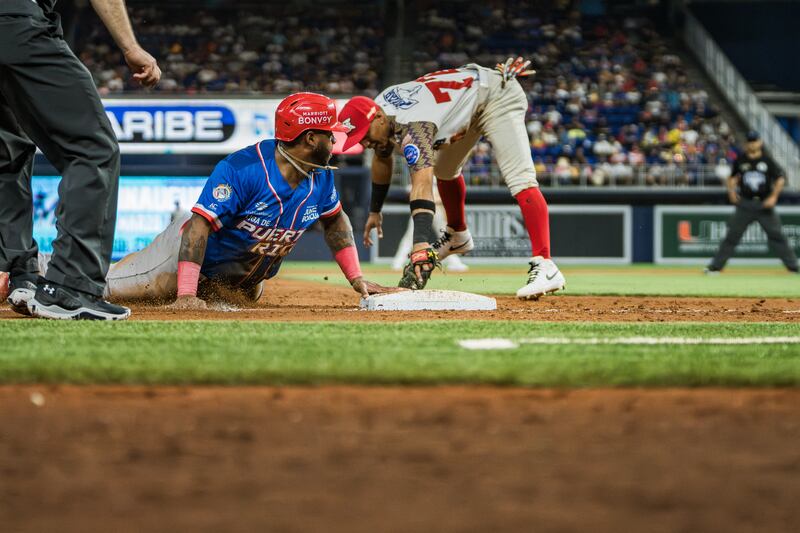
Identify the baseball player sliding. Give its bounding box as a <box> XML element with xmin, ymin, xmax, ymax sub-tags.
<box><xmin>4</xmin><ymin>93</ymin><xmax>394</xmax><ymax>315</ymax></box>
<box><xmin>339</xmin><ymin>57</ymin><xmax>566</xmax><ymax>299</ymax></box>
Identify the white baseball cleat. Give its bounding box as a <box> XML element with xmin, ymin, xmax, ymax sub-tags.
<box><xmin>432</xmin><ymin>227</ymin><xmax>474</xmax><ymax>261</ymax></box>
<box><xmin>516</xmin><ymin>256</ymin><xmax>566</xmax><ymax>300</ymax></box>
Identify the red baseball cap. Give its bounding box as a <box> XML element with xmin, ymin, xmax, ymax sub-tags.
<box><xmin>339</xmin><ymin>96</ymin><xmax>380</xmax><ymax>151</ymax></box>
<box><xmin>275</xmin><ymin>92</ymin><xmax>348</xmax><ymax>142</ymax></box>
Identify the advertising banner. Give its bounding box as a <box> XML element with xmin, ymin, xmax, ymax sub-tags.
<box><xmin>654</xmin><ymin>205</ymin><xmax>800</xmax><ymax>264</ymax></box>
<box><xmin>32</xmin><ymin>176</ymin><xmax>205</xmax><ymax>261</ymax></box>
<box><xmin>102</xmin><ymin>98</ymin><xmax>362</xmax><ymax>155</ymax></box>
<box><xmin>373</xmin><ymin>205</ymin><xmax>632</xmax><ymax>264</ymax></box>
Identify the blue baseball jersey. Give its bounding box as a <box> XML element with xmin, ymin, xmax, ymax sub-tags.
<box><xmin>191</xmin><ymin>140</ymin><xmax>342</xmax><ymax>288</ymax></box>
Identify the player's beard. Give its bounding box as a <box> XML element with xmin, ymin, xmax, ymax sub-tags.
<box><xmin>311</xmin><ymin>141</ymin><xmax>333</xmax><ymax>166</ymax></box>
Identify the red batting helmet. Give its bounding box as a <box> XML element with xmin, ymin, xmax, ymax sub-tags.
<box><xmin>274</xmin><ymin>92</ymin><xmax>348</xmax><ymax>142</ymax></box>
<box><xmin>339</xmin><ymin>96</ymin><xmax>380</xmax><ymax>151</ymax></box>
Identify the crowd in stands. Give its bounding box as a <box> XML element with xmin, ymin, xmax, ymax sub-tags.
<box><xmin>75</xmin><ymin>2</ymin><xmax>383</xmax><ymax>95</ymax></box>
<box><xmin>416</xmin><ymin>2</ymin><xmax>741</xmax><ymax>186</ymax></box>
<box><xmin>70</xmin><ymin>0</ymin><xmax>742</xmax><ymax>187</ymax></box>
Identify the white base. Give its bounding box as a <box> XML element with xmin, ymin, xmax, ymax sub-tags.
<box><xmin>360</xmin><ymin>290</ymin><xmax>496</xmax><ymax>311</ymax></box>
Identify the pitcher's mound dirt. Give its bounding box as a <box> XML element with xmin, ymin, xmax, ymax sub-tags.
<box><xmin>1</xmin><ymin>386</ymin><xmax>799</xmax><ymax>533</ymax></box>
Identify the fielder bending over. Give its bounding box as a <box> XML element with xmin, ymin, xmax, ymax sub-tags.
<box><xmin>339</xmin><ymin>57</ymin><xmax>565</xmax><ymax>299</ymax></box>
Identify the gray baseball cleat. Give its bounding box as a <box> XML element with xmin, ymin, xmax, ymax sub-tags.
<box><xmin>7</xmin><ymin>277</ymin><xmax>38</xmax><ymax>317</ymax></box>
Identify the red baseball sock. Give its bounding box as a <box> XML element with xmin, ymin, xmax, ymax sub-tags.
<box><xmin>436</xmin><ymin>174</ymin><xmax>467</xmax><ymax>232</ymax></box>
<box><xmin>515</xmin><ymin>187</ymin><xmax>551</xmax><ymax>259</ymax></box>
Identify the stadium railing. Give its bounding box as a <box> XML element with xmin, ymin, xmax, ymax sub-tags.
<box><xmin>684</xmin><ymin>10</ymin><xmax>800</xmax><ymax>187</ymax></box>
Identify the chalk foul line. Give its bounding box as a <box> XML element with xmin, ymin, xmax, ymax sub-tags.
<box><xmin>458</xmin><ymin>336</ymin><xmax>800</xmax><ymax>350</ymax></box>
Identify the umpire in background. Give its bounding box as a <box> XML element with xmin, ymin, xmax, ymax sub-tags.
<box><xmin>706</xmin><ymin>131</ymin><xmax>799</xmax><ymax>273</ymax></box>
<box><xmin>0</xmin><ymin>0</ymin><xmax>160</xmax><ymax>320</ymax></box>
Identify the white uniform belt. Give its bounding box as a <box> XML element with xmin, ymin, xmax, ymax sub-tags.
<box><xmin>461</xmin><ymin>63</ymin><xmax>494</xmax><ymax>107</ymax></box>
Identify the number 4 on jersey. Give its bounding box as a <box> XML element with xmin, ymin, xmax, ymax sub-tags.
<box><xmin>416</xmin><ymin>70</ymin><xmax>474</xmax><ymax>104</ymax></box>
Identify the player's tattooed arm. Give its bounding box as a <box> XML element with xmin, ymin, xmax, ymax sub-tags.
<box><xmin>166</xmin><ymin>214</ymin><xmax>212</xmax><ymax>310</ymax></box>
<box><xmin>179</xmin><ymin>214</ymin><xmax>212</xmax><ymax>264</ymax></box>
<box><xmin>404</xmin><ymin>122</ymin><xmax>438</xmax><ymax>242</ymax></box>
<box><xmin>321</xmin><ymin>211</ymin><xmax>355</xmax><ymax>252</ymax></box>
<box><xmin>404</xmin><ymin>121</ymin><xmax>438</xmax><ymax>172</ymax></box>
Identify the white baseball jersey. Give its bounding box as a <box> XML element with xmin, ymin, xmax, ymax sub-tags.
<box><xmin>375</xmin><ymin>64</ymin><xmax>492</xmax><ymax>170</ymax></box>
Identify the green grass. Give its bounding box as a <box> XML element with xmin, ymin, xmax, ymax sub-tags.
<box><xmin>280</xmin><ymin>262</ymin><xmax>800</xmax><ymax>298</ymax></box>
<box><xmin>2</xmin><ymin>320</ymin><xmax>799</xmax><ymax>386</ymax></box>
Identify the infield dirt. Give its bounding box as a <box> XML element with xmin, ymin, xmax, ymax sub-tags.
<box><xmin>1</xmin><ymin>386</ymin><xmax>799</xmax><ymax>533</ymax></box>
<box><xmin>150</xmin><ymin>279</ymin><xmax>800</xmax><ymax>322</ymax></box>
<box><xmin>3</xmin><ymin>278</ymin><xmax>794</xmax><ymax>322</ymax></box>
<box><xmin>2</xmin><ymin>278</ymin><xmax>799</xmax><ymax>322</ymax></box>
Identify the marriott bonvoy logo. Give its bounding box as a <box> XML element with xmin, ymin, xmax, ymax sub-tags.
<box><xmin>295</xmin><ymin>109</ymin><xmax>332</xmax><ymax>126</ymax></box>
<box><xmin>298</xmin><ymin>114</ymin><xmax>331</xmax><ymax>126</ymax></box>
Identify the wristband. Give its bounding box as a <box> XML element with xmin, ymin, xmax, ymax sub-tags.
<box><xmin>370</xmin><ymin>183</ymin><xmax>390</xmax><ymax>213</ymax></box>
<box><xmin>334</xmin><ymin>246</ymin><xmax>362</xmax><ymax>282</ymax></box>
<box><xmin>409</xmin><ymin>199</ymin><xmax>436</xmax><ymax>213</ymax></box>
<box><xmin>176</xmin><ymin>261</ymin><xmax>201</xmax><ymax>297</ymax></box>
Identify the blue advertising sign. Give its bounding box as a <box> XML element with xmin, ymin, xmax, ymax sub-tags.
<box><xmin>32</xmin><ymin>176</ymin><xmax>207</xmax><ymax>261</ymax></box>
<box><xmin>105</xmin><ymin>105</ymin><xmax>236</xmax><ymax>143</ymax></box>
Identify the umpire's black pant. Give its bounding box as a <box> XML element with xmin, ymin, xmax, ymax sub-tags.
<box><xmin>709</xmin><ymin>197</ymin><xmax>799</xmax><ymax>271</ymax></box>
<box><xmin>0</xmin><ymin>1</ymin><xmax>119</xmax><ymax>297</ymax></box>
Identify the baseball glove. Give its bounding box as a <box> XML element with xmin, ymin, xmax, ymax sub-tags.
<box><xmin>398</xmin><ymin>247</ymin><xmax>441</xmax><ymax>290</ymax></box>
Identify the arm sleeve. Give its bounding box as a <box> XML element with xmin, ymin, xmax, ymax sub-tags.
<box><xmin>401</xmin><ymin>121</ymin><xmax>438</xmax><ymax>173</ymax></box>
<box><xmin>192</xmin><ymin>160</ymin><xmax>245</xmax><ymax>232</ymax></box>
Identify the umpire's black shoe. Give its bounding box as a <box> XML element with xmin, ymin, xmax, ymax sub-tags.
<box><xmin>7</xmin><ymin>277</ymin><xmax>38</xmax><ymax>317</ymax></box>
<box><xmin>27</xmin><ymin>280</ymin><xmax>130</xmax><ymax>321</ymax></box>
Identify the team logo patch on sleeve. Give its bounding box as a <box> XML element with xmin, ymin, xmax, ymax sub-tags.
<box><xmin>213</xmin><ymin>184</ymin><xmax>232</xmax><ymax>201</ymax></box>
<box><xmin>403</xmin><ymin>144</ymin><xmax>421</xmax><ymax>166</ymax></box>
<box><xmin>383</xmin><ymin>86</ymin><xmax>422</xmax><ymax>110</ymax></box>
